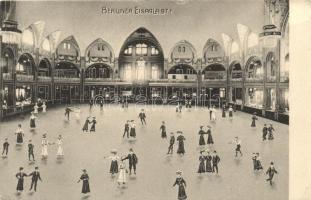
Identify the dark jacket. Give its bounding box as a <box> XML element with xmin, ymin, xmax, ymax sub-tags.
<box><xmin>212</xmin><ymin>155</ymin><xmax>220</xmax><ymax>165</ymax></box>
<box><xmin>169</xmin><ymin>136</ymin><xmax>175</xmax><ymax>145</ymax></box>
<box><xmin>122</xmin><ymin>153</ymin><xmax>138</xmax><ymax>165</ymax></box>
<box><xmin>29</xmin><ymin>171</ymin><xmax>42</xmax><ymax>182</ymax></box>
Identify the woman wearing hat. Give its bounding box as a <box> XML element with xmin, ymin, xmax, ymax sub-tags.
<box><xmin>77</xmin><ymin>169</ymin><xmax>90</xmax><ymax>194</ymax></box>
<box><xmin>206</xmin><ymin>126</ymin><xmax>214</xmax><ymax>145</ymax></box>
<box><xmin>104</xmin><ymin>150</ymin><xmax>120</xmax><ymax>175</ymax></box>
<box><xmin>222</xmin><ymin>105</ymin><xmax>226</xmax><ymax>118</ymax></box>
<box><xmin>173</xmin><ymin>170</ymin><xmax>187</xmax><ymax>200</ymax></box>
<box><xmin>82</xmin><ymin>117</ymin><xmax>91</xmax><ymax>132</ymax></box>
<box><xmin>56</xmin><ymin>135</ymin><xmax>64</xmax><ymax>157</ymax></box>
<box><xmin>160</xmin><ymin>121</ymin><xmax>167</xmax><ymax>139</ymax></box>
<box><xmin>211</xmin><ymin>106</ymin><xmax>216</xmax><ymax>121</ymax></box>
<box><xmin>198</xmin><ymin>126</ymin><xmax>205</xmax><ymax>146</ymax></box>
<box><xmin>228</xmin><ymin>105</ymin><xmax>233</xmax><ymax>118</ymax></box>
<box><xmin>205</xmin><ymin>151</ymin><xmax>213</xmax><ymax>173</ymax></box>
<box><xmin>197</xmin><ymin>151</ymin><xmax>206</xmax><ymax>173</ymax></box>
<box><xmin>41</xmin><ymin>134</ymin><xmax>54</xmax><ymax>159</ymax></box>
<box><xmin>16</xmin><ymin>167</ymin><xmax>27</xmax><ymax>193</ymax></box>
<box><xmin>117</xmin><ymin>160</ymin><xmax>127</xmax><ymax>185</ymax></box>
<box><xmin>89</xmin><ymin>117</ymin><xmax>97</xmax><ymax>133</ymax></box>
<box><xmin>268</xmin><ymin>124</ymin><xmax>275</xmax><ymax>140</ymax></box>
<box><xmin>176</xmin><ymin>131</ymin><xmax>186</xmax><ymax>155</ymax></box>
<box><xmin>30</xmin><ymin>112</ymin><xmax>36</xmax><ymax>129</ymax></box>
<box><xmin>251</xmin><ymin>112</ymin><xmax>258</xmax><ymax>127</ymax></box>
<box><xmin>129</xmin><ymin>120</ymin><xmax>136</xmax><ymax>138</ymax></box>
<box><xmin>15</xmin><ymin>124</ymin><xmax>24</xmax><ymax>144</ymax></box>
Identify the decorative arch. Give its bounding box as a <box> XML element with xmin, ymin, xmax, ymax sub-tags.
<box><xmin>55</xmin><ymin>61</ymin><xmax>80</xmax><ymax>78</ymax></box>
<box><xmin>202</xmin><ymin>63</ymin><xmax>226</xmax><ymax>80</ymax></box>
<box><xmin>168</xmin><ymin>64</ymin><xmax>197</xmax><ymax>74</ymax></box>
<box><xmin>85</xmin><ymin>63</ymin><xmax>113</xmax><ymax>79</ymax></box>
<box><xmin>229</xmin><ymin>60</ymin><xmax>242</xmax><ymax>79</ymax></box>
<box><xmin>38</xmin><ymin>58</ymin><xmax>52</xmax><ymax>77</ymax></box>
<box><xmin>2</xmin><ymin>47</ymin><xmax>15</xmax><ymax>74</ymax></box>
<box><xmin>169</xmin><ymin>40</ymin><xmax>197</xmax><ymax>64</ymax></box>
<box><xmin>21</xmin><ymin>21</ymin><xmax>46</xmax><ymax>50</ymax></box>
<box><xmin>16</xmin><ymin>53</ymin><xmax>36</xmax><ymax>76</ymax></box>
<box><xmin>245</xmin><ymin>56</ymin><xmax>263</xmax><ymax>79</ymax></box>
<box><xmin>247</xmin><ymin>32</ymin><xmax>259</xmax><ymax>49</ymax></box>
<box><xmin>203</xmin><ymin>38</ymin><xmax>225</xmax><ymax>63</ymax></box>
<box><xmin>56</xmin><ymin>35</ymin><xmax>81</xmax><ymax>62</ymax></box>
<box><xmin>85</xmin><ymin>38</ymin><xmax>115</xmax><ymax>64</ymax></box>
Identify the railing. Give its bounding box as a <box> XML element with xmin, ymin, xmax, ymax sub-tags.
<box><xmin>245</xmin><ymin>77</ymin><xmax>264</xmax><ymax>82</ymax></box>
<box><xmin>149</xmin><ymin>79</ymin><xmax>196</xmax><ymax>83</ymax></box>
<box><xmin>280</xmin><ymin>76</ymin><xmax>289</xmax><ymax>83</ymax></box>
<box><xmin>38</xmin><ymin>76</ymin><xmax>52</xmax><ymax>82</ymax></box>
<box><xmin>54</xmin><ymin>77</ymin><xmax>80</xmax><ymax>82</ymax></box>
<box><xmin>85</xmin><ymin>78</ymin><xmax>113</xmax><ymax>82</ymax></box>
<box><xmin>2</xmin><ymin>73</ymin><xmax>13</xmax><ymax>80</ymax></box>
<box><xmin>16</xmin><ymin>74</ymin><xmax>34</xmax><ymax>81</ymax></box>
<box><xmin>230</xmin><ymin>78</ymin><xmax>243</xmax><ymax>82</ymax></box>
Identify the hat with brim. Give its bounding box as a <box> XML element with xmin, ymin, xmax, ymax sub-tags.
<box><xmin>176</xmin><ymin>170</ymin><xmax>182</xmax><ymax>175</ymax></box>
<box><xmin>82</xmin><ymin>169</ymin><xmax>87</xmax><ymax>172</ymax></box>
<box><xmin>200</xmin><ymin>126</ymin><xmax>203</xmax><ymax>128</ymax></box>
<box><xmin>207</xmin><ymin>125</ymin><xmax>211</xmax><ymax>128</ymax></box>
<box><xmin>19</xmin><ymin>167</ymin><xmax>24</xmax><ymax>170</ymax></box>
<box><xmin>176</xmin><ymin>131</ymin><xmax>183</xmax><ymax>134</ymax></box>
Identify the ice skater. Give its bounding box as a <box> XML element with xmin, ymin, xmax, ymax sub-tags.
<box><xmin>89</xmin><ymin>99</ymin><xmax>93</xmax><ymax>110</ymax></box>
<box><xmin>197</xmin><ymin>151</ymin><xmax>206</xmax><ymax>174</ymax></box>
<box><xmin>176</xmin><ymin>131</ymin><xmax>186</xmax><ymax>155</ymax></box>
<box><xmin>251</xmin><ymin>112</ymin><xmax>258</xmax><ymax>127</ymax></box>
<box><xmin>30</xmin><ymin>112</ymin><xmax>36</xmax><ymax>129</ymax></box>
<box><xmin>2</xmin><ymin>138</ymin><xmax>9</xmax><ymax>158</ymax></box>
<box><xmin>212</xmin><ymin>150</ymin><xmax>220</xmax><ymax>174</ymax></box>
<box><xmin>198</xmin><ymin>126</ymin><xmax>206</xmax><ymax>146</ymax></box>
<box><xmin>56</xmin><ymin>135</ymin><xmax>64</xmax><ymax>158</ymax></box>
<box><xmin>160</xmin><ymin>121</ymin><xmax>167</xmax><ymax>139</ymax></box>
<box><xmin>123</xmin><ymin>120</ymin><xmax>130</xmax><ymax>138</ymax></box>
<box><xmin>82</xmin><ymin>117</ymin><xmax>91</xmax><ymax>132</ymax></box>
<box><xmin>222</xmin><ymin>105</ymin><xmax>226</xmax><ymax>118</ymax></box>
<box><xmin>229</xmin><ymin>105</ymin><xmax>233</xmax><ymax>118</ymax></box>
<box><xmin>206</xmin><ymin>125</ymin><xmax>214</xmax><ymax>146</ymax></box>
<box><xmin>173</xmin><ymin>170</ymin><xmax>187</xmax><ymax>200</ymax></box>
<box><xmin>117</xmin><ymin>161</ymin><xmax>127</xmax><ymax>185</ymax></box>
<box><xmin>255</xmin><ymin>153</ymin><xmax>263</xmax><ymax>170</ymax></box>
<box><xmin>129</xmin><ymin>120</ymin><xmax>136</xmax><ymax>138</ymax></box>
<box><xmin>230</xmin><ymin>137</ymin><xmax>243</xmax><ymax>157</ymax></box>
<box><xmin>262</xmin><ymin>124</ymin><xmax>268</xmax><ymax>140</ymax></box>
<box><xmin>268</xmin><ymin>124</ymin><xmax>275</xmax><ymax>140</ymax></box>
<box><xmin>138</xmin><ymin>109</ymin><xmax>146</xmax><ymax>125</ymax></box>
<box><xmin>33</xmin><ymin>103</ymin><xmax>39</xmax><ymax>115</ymax></box>
<box><xmin>64</xmin><ymin>107</ymin><xmax>72</xmax><ymax>120</ymax></box>
<box><xmin>104</xmin><ymin>149</ymin><xmax>120</xmax><ymax>175</ymax></box>
<box><xmin>167</xmin><ymin>132</ymin><xmax>175</xmax><ymax>154</ymax></box>
<box><xmin>77</xmin><ymin>169</ymin><xmax>90</xmax><ymax>194</ymax></box>
<box><xmin>16</xmin><ymin>167</ymin><xmax>28</xmax><ymax>193</ymax></box>
<box><xmin>28</xmin><ymin>166</ymin><xmax>42</xmax><ymax>192</ymax></box>
<box><xmin>28</xmin><ymin>140</ymin><xmax>35</xmax><ymax>162</ymax></box>
<box><xmin>90</xmin><ymin>117</ymin><xmax>97</xmax><ymax>132</ymax></box>
<box><xmin>42</xmin><ymin>102</ymin><xmax>47</xmax><ymax>113</ymax></box>
<box><xmin>266</xmin><ymin>162</ymin><xmax>278</xmax><ymax>185</ymax></box>
<box><xmin>209</xmin><ymin>106</ymin><xmax>212</xmax><ymax>120</ymax></box>
<box><xmin>121</xmin><ymin>148</ymin><xmax>138</xmax><ymax>175</ymax></box>
<box><xmin>41</xmin><ymin>134</ymin><xmax>54</xmax><ymax>159</ymax></box>
<box><xmin>15</xmin><ymin>124</ymin><xmax>24</xmax><ymax>145</ymax></box>
<box><xmin>211</xmin><ymin>106</ymin><xmax>216</xmax><ymax>121</ymax></box>
<box><xmin>205</xmin><ymin>151</ymin><xmax>213</xmax><ymax>173</ymax></box>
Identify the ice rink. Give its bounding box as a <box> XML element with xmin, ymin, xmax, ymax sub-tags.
<box><xmin>0</xmin><ymin>104</ymin><xmax>288</xmax><ymax>200</ymax></box>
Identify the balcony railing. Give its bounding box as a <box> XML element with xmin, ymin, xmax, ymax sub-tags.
<box><xmin>230</xmin><ymin>78</ymin><xmax>243</xmax><ymax>82</ymax></box>
<box><xmin>38</xmin><ymin>76</ymin><xmax>52</xmax><ymax>82</ymax></box>
<box><xmin>149</xmin><ymin>79</ymin><xmax>196</xmax><ymax>83</ymax></box>
<box><xmin>2</xmin><ymin>73</ymin><xmax>12</xmax><ymax>80</ymax></box>
<box><xmin>16</xmin><ymin>74</ymin><xmax>34</xmax><ymax>81</ymax></box>
<box><xmin>54</xmin><ymin>77</ymin><xmax>80</xmax><ymax>82</ymax></box>
<box><xmin>245</xmin><ymin>77</ymin><xmax>264</xmax><ymax>82</ymax></box>
<box><xmin>85</xmin><ymin>77</ymin><xmax>113</xmax><ymax>82</ymax></box>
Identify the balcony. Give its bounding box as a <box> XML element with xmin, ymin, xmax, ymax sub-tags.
<box><xmin>54</xmin><ymin>77</ymin><xmax>80</xmax><ymax>83</ymax></box>
<box><xmin>38</xmin><ymin>76</ymin><xmax>52</xmax><ymax>82</ymax></box>
<box><xmin>2</xmin><ymin>73</ymin><xmax>13</xmax><ymax>80</ymax></box>
<box><xmin>16</xmin><ymin>74</ymin><xmax>34</xmax><ymax>82</ymax></box>
<box><xmin>85</xmin><ymin>77</ymin><xmax>114</xmax><ymax>82</ymax></box>
<box><xmin>149</xmin><ymin>79</ymin><xmax>196</xmax><ymax>83</ymax></box>
<box><xmin>245</xmin><ymin>77</ymin><xmax>264</xmax><ymax>83</ymax></box>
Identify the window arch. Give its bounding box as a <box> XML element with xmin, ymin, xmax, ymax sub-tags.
<box><xmin>136</xmin><ymin>43</ymin><xmax>148</xmax><ymax>55</ymax></box>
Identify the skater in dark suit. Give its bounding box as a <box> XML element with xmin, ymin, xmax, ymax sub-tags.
<box><xmin>167</xmin><ymin>132</ymin><xmax>175</xmax><ymax>154</ymax></box>
<box><xmin>173</xmin><ymin>170</ymin><xmax>187</xmax><ymax>200</ymax></box>
<box><xmin>28</xmin><ymin>166</ymin><xmax>42</xmax><ymax>192</ymax></box>
<box><xmin>2</xmin><ymin>138</ymin><xmax>9</xmax><ymax>157</ymax></box>
<box><xmin>121</xmin><ymin>148</ymin><xmax>138</xmax><ymax>175</ymax></box>
<box><xmin>251</xmin><ymin>112</ymin><xmax>258</xmax><ymax>127</ymax></box>
<box><xmin>268</xmin><ymin>124</ymin><xmax>275</xmax><ymax>140</ymax></box>
<box><xmin>160</xmin><ymin>121</ymin><xmax>167</xmax><ymax>139</ymax></box>
<box><xmin>138</xmin><ymin>109</ymin><xmax>146</xmax><ymax>125</ymax></box>
<box><xmin>123</xmin><ymin>120</ymin><xmax>130</xmax><ymax>138</ymax></box>
<box><xmin>266</xmin><ymin>162</ymin><xmax>278</xmax><ymax>185</ymax></box>
<box><xmin>64</xmin><ymin>107</ymin><xmax>72</xmax><ymax>120</ymax></box>
<box><xmin>28</xmin><ymin>140</ymin><xmax>35</xmax><ymax>161</ymax></box>
<box><xmin>222</xmin><ymin>105</ymin><xmax>226</xmax><ymax>118</ymax></box>
<box><xmin>262</xmin><ymin>124</ymin><xmax>268</xmax><ymax>140</ymax></box>
<box><xmin>78</xmin><ymin>169</ymin><xmax>90</xmax><ymax>194</ymax></box>
<box><xmin>89</xmin><ymin>117</ymin><xmax>97</xmax><ymax>132</ymax></box>
<box><xmin>16</xmin><ymin>167</ymin><xmax>27</xmax><ymax>193</ymax></box>
<box><xmin>212</xmin><ymin>151</ymin><xmax>220</xmax><ymax>174</ymax></box>
<box><xmin>209</xmin><ymin>107</ymin><xmax>212</xmax><ymax>120</ymax></box>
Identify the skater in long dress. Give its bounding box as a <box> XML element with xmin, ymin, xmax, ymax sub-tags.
<box><xmin>2</xmin><ymin>138</ymin><xmax>9</xmax><ymax>157</ymax></box>
<box><xmin>222</xmin><ymin>105</ymin><xmax>226</xmax><ymax>118</ymax></box>
<box><xmin>117</xmin><ymin>161</ymin><xmax>127</xmax><ymax>185</ymax></box>
<box><xmin>167</xmin><ymin>132</ymin><xmax>175</xmax><ymax>154</ymax></box>
<box><xmin>82</xmin><ymin>117</ymin><xmax>91</xmax><ymax>132</ymax></box>
<box><xmin>160</xmin><ymin>121</ymin><xmax>167</xmax><ymax>139</ymax></box>
<box><xmin>255</xmin><ymin>153</ymin><xmax>263</xmax><ymax>170</ymax></box>
<box><xmin>268</xmin><ymin>124</ymin><xmax>275</xmax><ymax>140</ymax></box>
<box><xmin>56</xmin><ymin>135</ymin><xmax>64</xmax><ymax>157</ymax></box>
<box><xmin>138</xmin><ymin>109</ymin><xmax>146</xmax><ymax>125</ymax></box>
<box><xmin>206</xmin><ymin>126</ymin><xmax>214</xmax><ymax>145</ymax></box>
<box><xmin>205</xmin><ymin>151</ymin><xmax>213</xmax><ymax>173</ymax></box>
<box><xmin>78</xmin><ymin>169</ymin><xmax>90</xmax><ymax>194</ymax></box>
<box><xmin>30</xmin><ymin>112</ymin><xmax>36</xmax><ymax>129</ymax></box>
<box><xmin>129</xmin><ymin>120</ymin><xmax>136</xmax><ymax>138</ymax></box>
<box><xmin>198</xmin><ymin>126</ymin><xmax>206</xmax><ymax>146</ymax></box>
<box><xmin>16</xmin><ymin>167</ymin><xmax>27</xmax><ymax>193</ymax></box>
<box><xmin>41</xmin><ymin>134</ymin><xmax>54</xmax><ymax>159</ymax></box>
<box><xmin>89</xmin><ymin>117</ymin><xmax>97</xmax><ymax>133</ymax></box>
<box><xmin>251</xmin><ymin>112</ymin><xmax>258</xmax><ymax>127</ymax></box>
<box><xmin>15</xmin><ymin>124</ymin><xmax>24</xmax><ymax>144</ymax></box>
<box><xmin>212</xmin><ymin>151</ymin><xmax>220</xmax><ymax>174</ymax></box>
<box><xmin>105</xmin><ymin>150</ymin><xmax>120</xmax><ymax>175</ymax></box>
<box><xmin>229</xmin><ymin>105</ymin><xmax>233</xmax><ymax>118</ymax></box>
<box><xmin>33</xmin><ymin>103</ymin><xmax>39</xmax><ymax>114</ymax></box>
<box><xmin>28</xmin><ymin>166</ymin><xmax>42</xmax><ymax>192</ymax></box>
<box><xmin>252</xmin><ymin>153</ymin><xmax>257</xmax><ymax>170</ymax></box>
<box><xmin>173</xmin><ymin>171</ymin><xmax>187</xmax><ymax>200</ymax></box>
<box><xmin>262</xmin><ymin>124</ymin><xmax>268</xmax><ymax>141</ymax></box>
<box><xmin>197</xmin><ymin>151</ymin><xmax>206</xmax><ymax>173</ymax></box>
<box><xmin>176</xmin><ymin>131</ymin><xmax>186</xmax><ymax>155</ymax></box>
<box><xmin>211</xmin><ymin>106</ymin><xmax>216</xmax><ymax>121</ymax></box>
<box><xmin>42</xmin><ymin>102</ymin><xmax>47</xmax><ymax>113</ymax></box>
<box><xmin>266</xmin><ymin>162</ymin><xmax>278</xmax><ymax>185</ymax></box>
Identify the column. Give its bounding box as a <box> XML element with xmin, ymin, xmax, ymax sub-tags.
<box><xmin>0</xmin><ymin>36</ymin><xmax>3</xmax><ymax>119</ymax></box>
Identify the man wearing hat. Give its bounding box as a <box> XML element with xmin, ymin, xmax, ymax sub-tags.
<box><xmin>28</xmin><ymin>167</ymin><xmax>42</xmax><ymax>192</ymax></box>
<box><xmin>167</xmin><ymin>132</ymin><xmax>175</xmax><ymax>154</ymax></box>
<box><xmin>212</xmin><ymin>151</ymin><xmax>221</xmax><ymax>174</ymax></box>
<box><xmin>234</xmin><ymin>137</ymin><xmax>243</xmax><ymax>157</ymax></box>
<box><xmin>123</xmin><ymin>120</ymin><xmax>130</xmax><ymax>138</ymax></box>
<box><xmin>262</xmin><ymin>124</ymin><xmax>268</xmax><ymax>141</ymax></box>
<box><xmin>266</xmin><ymin>162</ymin><xmax>278</xmax><ymax>185</ymax></box>
<box><xmin>122</xmin><ymin>148</ymin><xmax>138</xmax><ymax>175</ymax></box>
<box><xmin>138</xmin><ymin>109</ymin><xmax>146</xmax><ymax>125</ymax></box>
<box><xmin>28</xmin><ymin>140</ymin><xmax>35</xmax><ymax>161</ymax></box>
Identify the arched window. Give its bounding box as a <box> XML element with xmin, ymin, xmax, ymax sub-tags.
<box><xmin>151</xmin><ymin>47</ymin><xmax>159</xmax><ymax>55</ymax></box>
<box><xmin>136</xmin><ymin>43</ymin><xmax>148</xmax><ymax>55</ymax></box>
<box><xmin>124</xmin><ymin>46</ymin><xmax>133</xmax><ymax>55</ymax></box>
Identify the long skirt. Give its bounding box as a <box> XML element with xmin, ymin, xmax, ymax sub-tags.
<box><xmin>161</xmin><ymin>131</ymin><xmax>167</xmax><ymax>138</ymax></box>
<box><xmin>178</xmin><ymin>185</ymin><xmax>187</xmax><ymax>200</ymax></box>
<box><xmin>177</xmin><ymin>142</ymin><xmax>185</xmax><ymax>154</ymax></box>
<box><xmin>82</xmin><ymin>180</ymin><xmax>90</xmax><ymax>193</ymax></box>
<box><xmin>30</xmin><ymin>119</ymin><xmax>36</xmax><ymax>128</ymax></box>
<box><xmin>90</xmin><ymin>124</ymin><xmax>95</xmax><ymax>132</ymax></box>
<box><xmin>206</xmin><ymin>161</ymin><xmax>213</xmax><ymax>172</ymax></box>
<box><xmin>222</xmin><ymin>111</ymin><xmax>226</xmax><ymax>118</ymax></box>
<box><xmin>130</xmin><ymin>128</ymin><xmax>136</xmax><ymax>137</ymax></box>
<box><xmin>207</xmin><ymin>135</ymin><xmax>214</xmax><ymax>144</ymax></box>
<box><xmin>57</xmin><ymin>145</ymin><xmax>64</xmax><ymax>156</ymax></box>
<box><xmin>256</xmin><ymin>160</ymin><xmax>263</xmax><ymax>170</ymax></box>
<box><xmin>117</xmin><ymin>169</ymin><xmax>127</xmax><ymax>183</ymax></box>
<box><xmin>82</xmin><ymin>122</ymin><xmax>88</xmax><ymax>131</ymax></box>
<box><xmin>16</xmin><ymin>133</ymin><xmax>23</xmax><ymax>144</ymax></box>
<box><xmin>229</xmin><ymin>111</ymin><xmax>233</xmax><ymax>117</ymax></box>
<box><xmin>211</xmin><ymin>113</ymin><xmax>216</xmax><ymax>121</ymax></box>
<box><xmin>251</xmin><ymin>120</ymin><xmax>256</xmax><ymax>127</ymax></box>
<box><xmin>199</xmin><ymin>135</ymin><xmax>205</xmax><ymax>145</ymax></box>
<box><xmin>41</xmin><ymin>145</ymin><xmax>48</xmax><ymax>156</ymax></box>
<box><xmin>198</xmin><ymin>161</ymin><xmax>205</xmax><ymax>173</ymax></box>
<box><xmin>110</xmin><ymin>160</ymin><xmax>118</xmax><ymax>174</ymax></box>
<box><xmin>16</xmin><ymin>179</ymin><xmax>24</xmax><ymax>191</ymax></box>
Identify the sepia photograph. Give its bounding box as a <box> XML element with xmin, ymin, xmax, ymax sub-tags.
<box><xmin>0</xmin><ymin>0</ymin><xmax>291</xmax><ymax>199</ymax></box>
